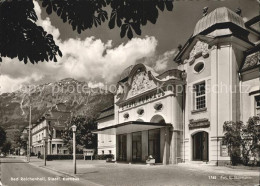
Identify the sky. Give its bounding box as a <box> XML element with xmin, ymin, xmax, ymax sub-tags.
<box><xmin>0</xmin><ymin>0</ymin><xmax>259</xmax><ymax>93</ymax></box>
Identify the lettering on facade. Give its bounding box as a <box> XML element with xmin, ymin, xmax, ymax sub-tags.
<box><xmin>120</xmin><ymin>91</ymin><xmax>165</xmax><ymax>111</ymax></box>
<box><xmin>189</xmin><ymin>118</ymin><xmax>210</xmax><ymax>129</ymax></box>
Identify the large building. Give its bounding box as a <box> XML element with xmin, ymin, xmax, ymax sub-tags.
<box><xmin>31</xmin><ymin>103</ymin><xmax>71</xmax><ymax>155</ymax></box>
<box><xmin>94</xmin><ymin>7</ymin><xmax>260</xmax><ymax>164</ymax></box>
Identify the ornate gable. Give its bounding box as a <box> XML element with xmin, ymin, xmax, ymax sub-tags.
<box><xmin>184</xmin><ymin>40</ymin><xmax>210</xmax><ymax>65</ymax></box>
<box><xmin>126</xmin><ymin>69</ymin><xmax>156</xmax><ymax>99</ymax></box>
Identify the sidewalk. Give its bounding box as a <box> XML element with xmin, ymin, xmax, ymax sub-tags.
<box><xmin>21</xmin><ymin>156</ymin><xmax>102</xmax><ymax>186</ymax></box>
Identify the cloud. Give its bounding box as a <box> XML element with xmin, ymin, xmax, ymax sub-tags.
<box><xmin>0</xmin><ymin>1</ymin><xmax>160</xmax><ymax>93</ymax></box>
<box><xmin>143</xmin><ymin>49</ymin><xmax>178</xmax><ymax>72</ymax></box>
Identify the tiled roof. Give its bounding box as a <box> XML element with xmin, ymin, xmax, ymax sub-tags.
<box><xmin>242</xmin><ymin>51</ymin><xmax>260</xmax><ymax>72</ymax></box>
<box><xmin>47</xmin><ymin>111</ymin><xmax>71</xmax><ymax>121</ymax></box>
<box><xmin>97</xmin><ymin>105</ymin><xmax>114</xmax><ymax>120</ymax></box>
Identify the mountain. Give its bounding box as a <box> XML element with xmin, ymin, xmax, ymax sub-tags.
<box><xmin>0</xmin><ymin>78</ymin><xmax>114</xmax><ymax>145</ymax></box>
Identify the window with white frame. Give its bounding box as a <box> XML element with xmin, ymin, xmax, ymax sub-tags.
<box><xmin>194</xmin><ymin>82</ymin><xmax>206</xmax><ymax>110</ymax></box>
<box><xmin>255</xmin><ymin>95</ymin><xmax>260</xmax><ymax>115</ymax></box>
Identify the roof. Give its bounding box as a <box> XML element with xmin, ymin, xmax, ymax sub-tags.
<box><xmin>97</xmin><ymin>105</ymin><xmax>114</xmax><ymax>120</ymax></box>
<box><xmin>119</xmin><ymin>65</ymin><xmax>134</xmax><ymax>82</ymax></box>
<box><xmin>119</xmin><ymin>64</ymin><xmax>159</xmax><ymax>82</ymax></box>
<box><xmin>193</xmin><ymin>7</ymin><xmax>245</xmax><ymax>36</ymax></box>
<box><xmin>241</xmin><ymin>51</ymin><xmax>260</xmax><ymax>72</ymax></box>
<box><xmin>45</xmin><ymin>111</ymin><xmax>71</xmax><ymax>121</ymax></box>
<box><xmin>92</xmin><ymin>121</ymin><xmax>171</xmax><ymax>135</ymax></box>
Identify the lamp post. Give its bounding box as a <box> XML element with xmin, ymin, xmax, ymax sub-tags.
<box><xmin>42</xmin><ymin>137</ymin><xmax>47</xmax><ymax>166</ymax></box>
<box><xmin>71</xmin><ymin>125</ymin><xmax>77</xmax><ymax>174</ymax></box>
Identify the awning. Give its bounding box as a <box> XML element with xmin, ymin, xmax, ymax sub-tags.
<box><xmin>92</xmin><ymin>121</ymin><xmax>171</xmax><ymax>135</ymax></box>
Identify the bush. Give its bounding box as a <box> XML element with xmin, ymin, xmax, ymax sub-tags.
<box><xmin>94</xmin><ymin>154</ymin><xmax>114</xmax><ymax>160</ymax></box>
<box><xmin>39</xmin><ymin>154</ymin><xmax>114</xmax><ymax>161</ymax></box>
<box><xmin>39</xmin><ymin>154</ymin><xmax>84</xmax><ymax>161</ymax></box>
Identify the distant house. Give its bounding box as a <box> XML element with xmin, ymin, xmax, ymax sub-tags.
<box><xmin>96</xmin><ymin>105</ymin><xmax>116</xmax><ymax>156</ymax></box>
<box><xmin>31</xmin><ymin>103</ymin><xmax>71</xmax><ymax>155</ymax></box>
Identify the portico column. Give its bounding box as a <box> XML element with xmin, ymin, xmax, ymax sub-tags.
<box><xmin>55</xmin><ymin>144</ymin><xmax>58</xmax><ymax>154</ymax></box>
<box><xmin>161</xmin><ymin>127</ymin><xmax>170</xmax><ymax>165</ymax></box>
<box><xmin>127</xmin><ymin>133</ymin><xmax>132</xmax><ymax>162</ymax></box>
<box><xmin>116</xmin><ymin>135</ymin><xmax>119</xmax><ymax>161</ymax></box>
<box><xmin>171</xmin><ymin>131</ymin><xmax>177</xmax><ymax>164</ymax></box>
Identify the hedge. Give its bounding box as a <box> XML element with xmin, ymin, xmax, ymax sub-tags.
<box><xmin>39</xmin><ymin>154</ymin><xmax>114</xmax><ymax>161</ymax></box>
<box><xmin>94</xmin><ymin>154</ymin><xmax>114</xmax><ymax>160</ymax></box>
<box><xmin>39</xmin><ymin>154</ymin><xmax>84</xmax><ymax>161</ymax></box>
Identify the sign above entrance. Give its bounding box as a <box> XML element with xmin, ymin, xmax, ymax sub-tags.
<box><xmin>189</xmin><ymin>118</ymin><xmax>210</xmax><ymax>129</ymax></box>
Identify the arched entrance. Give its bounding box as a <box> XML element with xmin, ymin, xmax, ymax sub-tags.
<box><xmin>149</xmin><ymin>115</ymin><xmax>165</xmax><ymax>163</ymax></box>
<box><xmin>192</xmin><ymin>131</ymin><xmax>208</xmax><ymax>161</ymax></box>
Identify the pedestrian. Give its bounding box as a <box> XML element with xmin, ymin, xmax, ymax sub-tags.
<box><xmin>37</xmin><ymin>151</ymin><xmax>41</xmax><ymax>159</ymax></box>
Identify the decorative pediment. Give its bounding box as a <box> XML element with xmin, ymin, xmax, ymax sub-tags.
<box><xmin>115</xmin><ymin>63</ymin><xmax>185</xmax><ymax>105</ymax></box>
<box><xmin>127</xmin><ymin>70</ymin><xmax>156</xmax><ymax>99</ymax></box>
<box><xmin>184</xmin><ymin>40</ymin><xmax>210</xmax><ymax>65</ymax></box>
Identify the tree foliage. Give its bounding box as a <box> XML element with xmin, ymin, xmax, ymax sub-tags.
<box><xmin>0</xmin><ymin>0</ymin><xmax>174</xmax><ymax>64</ymax></box>
<box><xmin>241</xmin><ymin>116</ymin><xmax>260</xmax><ymax>165</ymax></box>
<box><xmin>0</xmin><ymin>126</ymin><xmax>6</xmax><ymax>147</ymax></box>
<box><xmin>62</xmin><ymin>116</ymin><xmax>97</xmax><ymax>154</ymax></box>
<box><xmin>223</xmin><ymin>116</ymin><xmax>260</xmax><ymax>166</ymax></box>
<box><xmin>223</xmin><ymin>121</ymin><xmax>243</xmax><ymax>166</ymax></box>
<box><xmin>0</xmin><ymin>0</ymin><xmax>62</xmax><ymax>64</ymax></box>
<box><xmin>14</xmin><ymin>129</ymin><xmax>27</xmax><ymax>150</ymax></box>
<box><xmin>1</xmin><ymin>141</ymin><xmax>12</xmax><ymax>155</ymax></box>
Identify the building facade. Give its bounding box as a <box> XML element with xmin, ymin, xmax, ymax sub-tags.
<box><xmin>97</xmin><ymin>105</ymin><xmax>116</xmax><ymax>155</ymax></box>
<box><xmin>94</xmin><ymin>7</ymin><xmax>260</xmax><ymax>165</ymax></box>
<box><xmin>31</xmin><ymin>103</ymin><xmax>71</xmax><ymax>155</ymax></box>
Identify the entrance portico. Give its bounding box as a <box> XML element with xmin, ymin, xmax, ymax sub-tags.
<box><xmin>93</xmin><ymin>121</ymin><xmax>172</xmax><ymax>164</ymax></box>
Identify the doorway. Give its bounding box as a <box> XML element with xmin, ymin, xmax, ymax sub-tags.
<box><xmin>192</xmin><ymin>131</ymin><xmax>208</xmax><ymax>161</ymax></box>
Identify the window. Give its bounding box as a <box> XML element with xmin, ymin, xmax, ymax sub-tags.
<box><xmin>109</xmin><ymin>150</ymin><xmax>112</xmax><ymax>154</ymax></box>
<box><xmin>154</xmin><ymin>103</ymin><xmax>163</xmax><ymax>111</ymax></box>
<box><xmin>194</xmin><ymin>62</ymin><xmax>205</xmax><ymax>73</ymax></box>
<box><xmin>137</xmin><ymin>108</ymin><xmax>144</xmax><ymax>116</ymax></box>
<box><xmin>194</xmin><ymin>82</ymin><xmax>206</xmax><ymax>110</ymax></box>
<box><xmin>255</xmin><ymin>95</ymin><xmax>260</xmax><ymax>115</ymax></box>
<box><xmin>102</xmin><ymin>150</ymin><xmax>104</xmax><ymax>155</ymax></box>
<box><xmin>123</xmin><ymin>113</ymin><xmax>129</xmax><ymax>119</ymax></box>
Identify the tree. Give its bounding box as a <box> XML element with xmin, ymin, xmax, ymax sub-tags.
<box><xmin>223</xmin><ymin>117</ymin><xmax>260</xmax><ymax>166</ymax></box>
<box><xmin>14</xmin><ymin>130</ymin><xmax>28</xmax><ymax>151</ymax></box>
<box><xmin>241</xmin><ymin>116</ymin><xmax>260</xmax><ymax>165</ymax></box>
<box><xmin>0</xmin><ymin>126</ymin><xmax>6</xmax><ymax>147</ymax></box>
<box><xmin>62</xmin><ymin>116</ymin><xmax>97</xmax><ymax>154</ymax></box>
<box><xmin>223</xmin><ymin>121</ymin><xmax>244</xmax><ymax>165</ymax></box>
<box><xmin>0</xmin><ymin>0</ymin><xmax>174</xmax><ymax>64</ymax></box>
<box><xmin>1</xmin><ymin>141</ymin><xmax>12</xmax><ymax>155</ymax></box>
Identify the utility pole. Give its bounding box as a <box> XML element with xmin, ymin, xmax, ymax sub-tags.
<box><xmin>27</xmin><ymin>103</ymin><xmax>31</xmax><ymax>162</ymax></box>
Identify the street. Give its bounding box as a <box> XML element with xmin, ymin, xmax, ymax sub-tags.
<box><xmin>0</xmin><ymin>157</ymin><xmax>91</xmax><ymax>186</ymax></box>
<box><xmin>1</xmin><ymin>157</ymin><xmax>259</xmax><ymax>186</ymax></box>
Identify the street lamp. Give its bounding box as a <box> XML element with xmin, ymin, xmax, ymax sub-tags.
<box><xmin>71</xmin><ymin>125</ymin><xmax>77</xmax><ymax>174</ymax></box>
<box><xmin>42</xmin><ymin>137</ymin><xmax>47</xmax><ymax>166</ymax></box>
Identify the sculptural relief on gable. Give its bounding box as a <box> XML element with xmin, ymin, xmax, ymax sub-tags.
<box><xmin>127</xmin><ymin>70</ymin><xmax>157</xmax><ymax>99</ymax></box>
<box><xmin>185</xmin><ymin>40</ymin><xmax>210</xmax><ymax>65</ymax></box>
